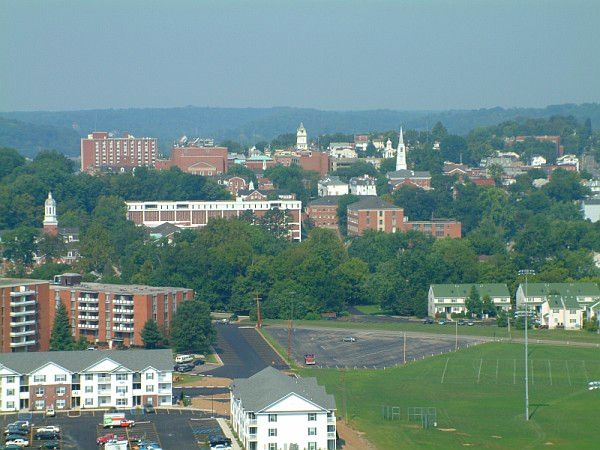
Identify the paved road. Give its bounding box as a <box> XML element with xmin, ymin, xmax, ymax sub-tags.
<box><xmin>173</xmin><ymin>387</ymin><xmax>229</xmax><ymax>397</ymax></box>
<box><xmin>205</xmin><ymin>324</ymin><xmax>288</xmax><ymax>378</ymax></box>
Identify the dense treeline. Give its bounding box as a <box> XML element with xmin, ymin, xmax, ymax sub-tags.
<box><xmin>1</xmin><ymin>146</ymin><xmax>599</xmax><ymax>318</ymax></box>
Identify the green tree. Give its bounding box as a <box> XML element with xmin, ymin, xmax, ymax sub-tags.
<box><xmin>1</xmin><ymin>226</ymin><xmax>39</xmax><ymax>265</ymax></box>
<box><xmin>0</xmin><ymin>147</ymin><xmax>26</xmax><ymax>179</ymax></box>
<box><xmin>482</xmin><ymin>294</ymin><xmax>496</xmax><ymax>317</ymax></box>
<box><xmin>465</xmin><ymin>286</ymin><xmax>482</xmax><ymax>318</ymax></box>
<box><xmin>49</xmin><ymin>303</ymin><xmax>75</xmax><ymax>351</ymax></box>
<box><xmin>170</xmin><ymin>300</ymin><xmax>215</xmax><ymax>353</ymax></box>
<box><xmin>141</xmin><ymin>319</ymin><xmax>163</xmax><ymax>349</ymax></box>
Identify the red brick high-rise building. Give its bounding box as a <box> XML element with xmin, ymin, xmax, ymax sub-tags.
<box><xmin>80</xmin><ymin>132</ymin><xmax>158</xmax><ymax>172</ymax></box>
<box><xmin>156</xmin><ymin>141</ymin><xmax>228</xmax><ymax>176</ymax></box>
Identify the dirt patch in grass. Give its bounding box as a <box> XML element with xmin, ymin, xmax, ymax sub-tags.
<box><xmin>337</xmin><ymin>421</ymin><xmax>376</xmax><ymax>450</ymax></box>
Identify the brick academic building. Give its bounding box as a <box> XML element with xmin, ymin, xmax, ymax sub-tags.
<box><xmin>155</xmin><ymin>143</ymin><xmax>228</xmax><ymax>176</ymax></box>
<box><xmin>0</xmin><ymin>276</ymin><xmax>193</xmax><ymax>352</ymax></box>
<box><xmin>80</xmin><ymin>132</ymin><xmax>158</xmax><ymax>172</ymax></box>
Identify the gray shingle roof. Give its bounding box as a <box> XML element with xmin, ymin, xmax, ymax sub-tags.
<box><xmin>386</xmin><ymin>169</ymin><xmax>431</xmax><ymax>179</ymax></box>
<box><xmin>231</xmin><ymin>367</ymin><xmax>335</xmax><ymax>412</ymax></box>
<box><xmin>308</xmin><ymin>196</ymin><xmax>340</xmax><ymax>207</ymax></box>
<box><xmin>0</xmin><ymin>349</ymin><xmax>174</xmax><ymax>374</ymax></box>
<box><xmin>347</xmin><ymin>196</ymin><xmax>400</xmax><ymax>211</ymax></box>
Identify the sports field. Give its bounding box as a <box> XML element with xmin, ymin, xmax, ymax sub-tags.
<box><xmin>303</xmin><ymin>343</ymin><xmax>600</xmax><ymax>449</ymax></box>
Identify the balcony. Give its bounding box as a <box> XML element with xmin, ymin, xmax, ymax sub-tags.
<box><xmin>78</xmin><ymin>314</ymin><xmax>99</xmax><ymax>321</ymax></box>
<box><xmin>79</xmin><ymin>323</ymin><xmax>99</xmax><ymax>330</ymax></box>
<box><xmin>113</xmin><ymin>299</ymin><xmax>134</xmax><ymax>306</ymax></box>
<box><xmin>246</xmin><ymin>419</ymin><xmax>257</xmax><ymax>426</ymax></box>
<box><xmin>10</xmin><ymin>290</ymin><xmax>35</xmax><ymax>297</ymax></box>
<box><xmin>113</xmin><ymin>325</ymin><xmax>134</xmax><ymax>332</ymax></box>
<box><xmin>78</xmin><ymin>297</ymin><xmax>99</xmax><ymax>303</ymax></box>
<box><xmin>328</xmin><ymin>432</ymin><xmax>336</xmax><ymax>439</ymax></box>
<box><xmin>79</xmin><ymin>305</ymin><xmax>99</xmax><ymax>312</ymax></box>
<box><xmin>113</xmin><ymin>308</ymin><xmax>134</xmax><ymax>315</ymax></box>
<box><xmin>327</xmin><ymin>416</ymin><xmax>335</xmax><ymax>423</ymax></box>
<box><xmin>10</xmin><ymin>319</ymin><xmax>36</xmax><ymax>327</ymax></box>
<box><xmin>10</xmin><ymin>339</ymin><xmax>36</xmax><ymax>348</ymax></box>
<box><xmin>113</xmin><ymin>317</ymin><xmax>134</xmax><ymax>323</ymax></box>
<box><xmin>10</xmin><ymin>309</ymin><xmax>36</xmax><ymax>317</ymax></box>
<box><xmin>247</xmin><ymin>433</ymin><xmax>257</xmax><ymax>440</ymax></box>
<box><xmin>10</xmin><ymin>299</ymin><xmax>36</xmax><ymax>307</ymax></box>
<box><xmin>10</xmin><ymin>329</ymin><xmax>36</xmax><ymax>338</ymax></box>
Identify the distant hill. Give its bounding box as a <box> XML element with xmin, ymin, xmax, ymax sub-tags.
<box><xmin>1</xmin><ymin>103</ymin><xmax>599</xmax><ymax>156</ymax></box>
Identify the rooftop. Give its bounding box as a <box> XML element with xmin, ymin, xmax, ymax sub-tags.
<box><xmin>231</xmin><ymin>366</ymin><xmax>335</xmax><ymax>412</ymax></box>
<box><xmin>347</xmin><ymin>196</ymin><xmax>400</xmax><ymax>211</ymax></box>
<box><xmin>519</xmin><ymin>283</ymin><xmax>600</xmax><ymax>298</ymax></box>
<box><xmin>308</xmin><ymin>196</ymin><xmax>340</xmax><ymax>207</ymax></box>
<box><xmin>52</xmin><ymin>281</ymin><xmax>192</xmax><ymax>295</ymax></box>
<box><xmin>430</xmin><ymin>283</ymin><xmax>510</xmax><ymax>298</ymax></box>
<box><xmin>0</xmin><ymin>349</ymin><xmax>174</xmax><ymax>374</ymax></box>
<box><xmin>387</xmin><ymin>169</ymin><xmax>431</xmax><ymax>179</ymax></box>
<box><xmin>0</xmin><ymin>278</ymin><xmax>48</xmax><ymax>288</ymax></box>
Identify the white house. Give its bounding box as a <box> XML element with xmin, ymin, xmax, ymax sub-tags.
<box><xmin>540</xmin><ymin>295</ymin><xmax>584</xmax><ymax>330</ymax></box>
<box><xmin>0</xmin><ymin>349</ymin><xmax>173</xmax><ymax>412</ymax></box>
<box><xmin>328</xmin><ymin>143</ymin><xmax>357</xmax><ymax>160</ymax></box>
<box><xmin>515</xmin><ymin>282</ymin><xmax>600</xmax><ymax>316</ymax></box>
<box><xmin>231</xmin><ymin>367</ymin><xmax>336</xmax><ymax>450</ymax></box>
<box><xmin>530</xmin><ymin>155</ymin><xmax>547</xmax><ymax>167</ymax></box>
<box><xmin>428</xmin><ymin>284</ymin><xmax>511</xmax><ymax>317</ymax></box>
<box><xmin>349</xmin><ymin>175</ymin><xmax>377</xmax><ymax>196</ymax></box>
<box><xmin>582</xmin><ymin>196</ymin><xmax>600</xmax><ymax>223</ymax></box>
<box><xmin>556</xmin><ymin>154</ymin><xmax>580</xmax><ymax>171</ymax></box>
<box><xmin>317</xmin><ymin>176</ymin><xmax>349</xmax><ymax>197</ymax></box>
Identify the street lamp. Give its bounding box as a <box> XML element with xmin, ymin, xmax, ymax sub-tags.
<box><xmin>518</xmin><ymin>269</ymin><xmax>535</xmax><ymax>421</ymax></box>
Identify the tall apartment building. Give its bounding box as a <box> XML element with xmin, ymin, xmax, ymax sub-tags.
<box><xmin>306</xmin><ymin>197</ymin><xmax>340</xmax><ymax>230</ymax></box>
<box><xmin>51</xmin><ymin>274</ymin><xmax>194</xmax><ymax>348</ymax></box>
<box><xmin>347</xmin><ymin>197</ymin><xmax>404</xmax><ymax>236</ymax></box>
<box><xmin>126</xmin><ymin>200</ymin><xmax>302</xmax><ymax>241</ymax></box>
<box><xmin>0</xmin><ymin>349</ymin><xmax>173</xmax><ymax>411</ymax></box>
<box><xmin>0</xmin><ymin>279</ymin><xmax>51</xmax><ymax>353</ymax></box>
<box><xmin>80</xmin><ymin>132</ymin><xmax>158</xmax><ymax>172</ymax></box>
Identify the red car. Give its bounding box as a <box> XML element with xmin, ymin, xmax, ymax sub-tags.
<box><xmin>97</xmin><ymin>433</ymin><xmax>125</xmax><ymax>444</ymax></box>
<box><xmin>119</xmin><ymin>419</ymin><xmax>135</xmax><ymax>428</ymax></box>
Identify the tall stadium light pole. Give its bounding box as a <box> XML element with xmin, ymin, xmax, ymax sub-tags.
<box><xmin>518</xmin><ymin>269</ymin><xmax>535</xmax><ymax>421</ymax></box>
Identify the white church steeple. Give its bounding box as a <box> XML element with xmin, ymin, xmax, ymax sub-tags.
<box><xmin>296</xmin><ymin>122</ymin><xmax>308</xmax><ymax>151</ymax></box>
<box><xmin>43</xmin><ymin>192</ymin><xmax>59</xmax><ymax>235</ymax></box>
<box><xmin>395</xmin><ymin>127</ymin><xmax>407</xmax><ymax>171</ymax></box>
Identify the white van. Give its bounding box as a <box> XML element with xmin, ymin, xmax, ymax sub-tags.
<box><xmin>175</xmin><ymin>354</ymin><xmax>194</xmax><ymax>364</ymax></box>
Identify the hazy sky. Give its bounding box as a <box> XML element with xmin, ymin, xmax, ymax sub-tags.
<box><xmin>1</xmin><ymin>0</ymin><xmax>599</xmax><ymax>112</ymax></box>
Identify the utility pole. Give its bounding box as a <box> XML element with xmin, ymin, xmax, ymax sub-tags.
<box><xmin>287</xmin><ymin>295</ymin><xmax>295</xmax><ymax>360</ymax></box>
<box><xmin>455</xmin><ymin>320</ymin><xmax>458</xmax><ymax>351</ymax></box>
<box><xmin>403</xmin><ymin>332</ymin><xmax>406</xmax><ymax>364</ymax></box>
<box><xmin>518</xmin><ymin>269</ymin><xmax>535</xmax><ymax>421</ymax></box>
<box><xmin>255</xmin><ymin>294</ymin><xmax>262</xmax><ymax>329</ymax></box>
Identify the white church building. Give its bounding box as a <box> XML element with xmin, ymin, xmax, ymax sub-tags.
<box><xmin>231</xmin><ymin>367</ymin><xmax>337</xmax><ymax>450</ymax></box>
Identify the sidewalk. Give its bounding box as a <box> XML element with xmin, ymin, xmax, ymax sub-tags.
<box><xmin>217</xmin><ymin>417</ymin><xmax>242</xmax><ymax>450</ymax></box>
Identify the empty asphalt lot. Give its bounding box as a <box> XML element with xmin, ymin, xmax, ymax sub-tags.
<box><xmin>267</xmin><ymin>325</ymin><xmax>489</xmax><ymax>368</ymax></box>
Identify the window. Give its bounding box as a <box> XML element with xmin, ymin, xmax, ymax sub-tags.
<box><xmin>116</xmin><ymin>398</ymin><xmax>128</xmax><ymax>406</ymax></box>
<box><xmin>116</xmin><ymin>374</ymin><xmax>128</xmax><ymax>381</ymax></box>
<box><xmin>308</xmin><ymin>413</ymin><xmax>317</xmax><ymax>421</ymax></box>
<box><xmin>268</xmin><ymin>428</ymin><xmax>277</xmax><ymax>437</ymax></box>
<box><xmin>56</xmin><ymin>399</ymin><xmax>66</xmax><ymax>409</ymax></box>
<box><xmin>268</xmin><ymin>414</ymin><xmax>277</xmax><ymax>422</ymax></box>
<box><xmin>35</xmin><ymin>387</ymin><xmax>45</xmax><ymax>396</ymax></box>
<box><xmin>6</xmin><ymin>402</ymin><xmax>14</xmax><ymax>410</ymax></box>
<box><xmin>268</xmin><ymin>444</ymin><xmax>277</xmax><ymax>450</ymax></box>
<box><xmin>146</xmin><ymin>385</ymin><xmax>154</xmax><ymax>393</ymax></box>
<box><xmin>85</xmin><ymin>398</ymin><xmax>93</xmax><ymax>406</ymax></box>
<box><xmin>85</xmin><ymin>386</ymin><xmax>93</xmax><ymax>393</ymax></box>
<box><xmin>6</xmin><ymin>389</ymin><xmax>15</xmax><ymax>396</ymax></box>
<box><xmin>116</xmin><ymin>386</ymin><xmax>128</xmax><ymax>394</ymax></box>
<box><xmin>85</xmin><ymin>374</ymin><xmax>93</xmax><ymax>381</ymax></box>
<box><xmin>55</xmin><ymin>374</ymin><xmax>67</xmax><ymax>383</ymax></box>
<box><xmin>6</xmin><ymin>376</ymin><xmax>15</xmax><ymax>383</ymax></box>
<box><xmin>308</xmin><ymin>427</ymin><xmax>317</xmax><ymax>436</ymax></box>
<box><xmin>308</xmin><ymin>443</ymin><xmax>317</xmax><ymax>450</ymax></box>
<box><xmin>33</xmin><ymin>375</ymin><xmax>46</xmax><ymax>383</ymax></box>
<box><xmin>34</xmin><ymin>400</ymin><xmax>45</xmax><ymax>410</ymax></box>
<box><xmin>56</xmin><ymin>387</ymin><xmax>66</xmax><ymax>396</ymax></box>
<box><xmin>570</xmin><ymin>319</ymin><xmax>577</xmax><ymax>324</ymax></box>
<box><xmin>145</xmin><ymin>372</ymin><xmax>154</xmax><ymax>380</ymax></box>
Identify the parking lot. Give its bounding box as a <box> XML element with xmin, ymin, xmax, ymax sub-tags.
<box><xmin>0</xmin><ymin>409</ymin><xmax>224</xmax><ymax>450</ymax></box>
<box><xmin>267</xmin><ymin>325</ymin><xmax>488</xmax><ymax>368</ymax></box>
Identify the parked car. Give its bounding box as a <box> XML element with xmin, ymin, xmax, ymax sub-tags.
<box><xmin>38</xmin><ymin>440</ymin><xmax>60</xmax><ymax>449</ymax></box>
<box><xmin>467</xmin><ymin>321</ymin><xmax>475</xmax><ymax>326</ymax></box>
<box><xmin>97</xmin><ymin>434</ymin><xmax>126</xmax><ymax>445</ymax></box>
<box><xmin>4</xmin><ymin>426</ymin><xmax>28</xmax><ymax>436</ymax></box>
<box><xmin>34</xmin><ymin>431</ymin><xmax>60</xmax><ymax>440</ymax></box>
<box><xmin>7</xmin><ymin>421</ymin><xmax>29</xmax><ymax>430</ymax></box>
<box><xmin>438</xmin><ymin>320</ymin><xmax>446</xmax><ymax>325</ymax></box>
<box><xmin>45</xmin><ymin>406</ymin><xmax>55</xmax><ymax>417</ymax></box>
<box><xmin>119</xmin><ymin>419</ymin><xmax>135</xmax><ymax>428</ymax></box>
<box><xmin>422</xmin><ymin>318</ymin><xmax>434</xmax><ymax>324</ymax></box>
<box><xmin>5</xmin><ymin>436</ymin><xmax>29</xmax><ymax>447</ymax></box>
<box><xmin>342</xmin><ymin>336</ymin><xmax>356</xmax><ymax>342</ymax></box>
<box><xmin>143</xmin><ymin>404</ymin><xmax>156</xmax><ymax>414</ymax></box>
<box><xmin>37</xmin><ymin>426</ymin><xmax>60</xmax><ymax>434</ymax></box>
<box><xmin>192</xmin><ymin>358</ymin><xmax>205</xmax><ymax>366</ymax></box>
<box><xmin>175</xmin><ymin>363</ymin><xmax>193</xmax><ymax>372</ymax></box>
<box><xmin>138</xmin><ymin>441</ymin><xmax>163</xmax><ymax>450</ymax></box>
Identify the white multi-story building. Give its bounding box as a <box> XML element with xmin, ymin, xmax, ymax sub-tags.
<box><xmin>428</xmin><ymin>284</ymin><xmax>511</xmax><ymax>317</ymax></box>
<box><xmin>349</xmin><ymin>175</ymin><xmax>377</xmax><ymax>196</ymax></box>
<box><xmin>231</xmin><ymin>367</ymin><xmax>336</xmax><ymax>450</ymax></box>
<box><xmin>0</xmin><ymin>349</ymin><xmax>173</xmax><ymax>412</ymax></box>
<box><xmin>317</xmin><ymin>176</ymin><xmax>349</xmax><ymax>197</ymax></box>
<box><xmin>556</xmin><ymin>154</ymin><xmax>580</xmax><ymax>171</ymax></box>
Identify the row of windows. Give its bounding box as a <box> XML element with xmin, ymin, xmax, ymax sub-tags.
<box><xmin>267</xmin><ymin>444</ymin><xmax>318</xmax><ymax>450</ymax></box>
<box><xmin>267</xmin><ymin>427</ymin><xmax>317</xmax><ymax>437</ymax></box>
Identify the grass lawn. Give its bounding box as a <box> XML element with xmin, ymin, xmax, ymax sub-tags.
<box><xmin>354</xmin><ymin>304</ymin><xmax>386</xmax><ymax>315</ymax></box>
<box><xmin>264</xmin><ymin>318</ymin><xmax>600</xmax><ymax>344</ymax></box>
<box><xmin>301</xmin><ymin>343</ymin><xmax>600</xmax><ymax>449</ymax></box>
<box><xmin>172</xmin><ymin>373</ymin><xmax>204</xmax><ymax>386</ymax></box>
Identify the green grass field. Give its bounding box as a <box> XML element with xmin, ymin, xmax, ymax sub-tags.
<box><xmin>301</xmin><ymin>343</ymin><xmax>600</xmax><ymax>449</ymax></box>
<box><xmin>354</xmin><ymin>304</ymin><xmax>386</xmax><ymax>315</ymax></box>
<box><xmin>263</xmin><ymin>318</ymin><xmax>600</xmax><ymax>344</ymax></box>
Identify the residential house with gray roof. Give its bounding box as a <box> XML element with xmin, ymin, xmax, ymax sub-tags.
<box><xmin>428</xmin><ymin>284</ymin><xmax>511</xmax><ymax>317</ymax></box>
<box><xmin>230</xmin><ymin>367</ymin><xmax>336</xmax><ymax>450</ymax></box>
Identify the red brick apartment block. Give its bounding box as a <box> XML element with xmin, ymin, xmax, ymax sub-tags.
<box><xmin>81</xmin><ymin>132</ymin><xmax>157</xmax><ymax>172</ymax></box>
